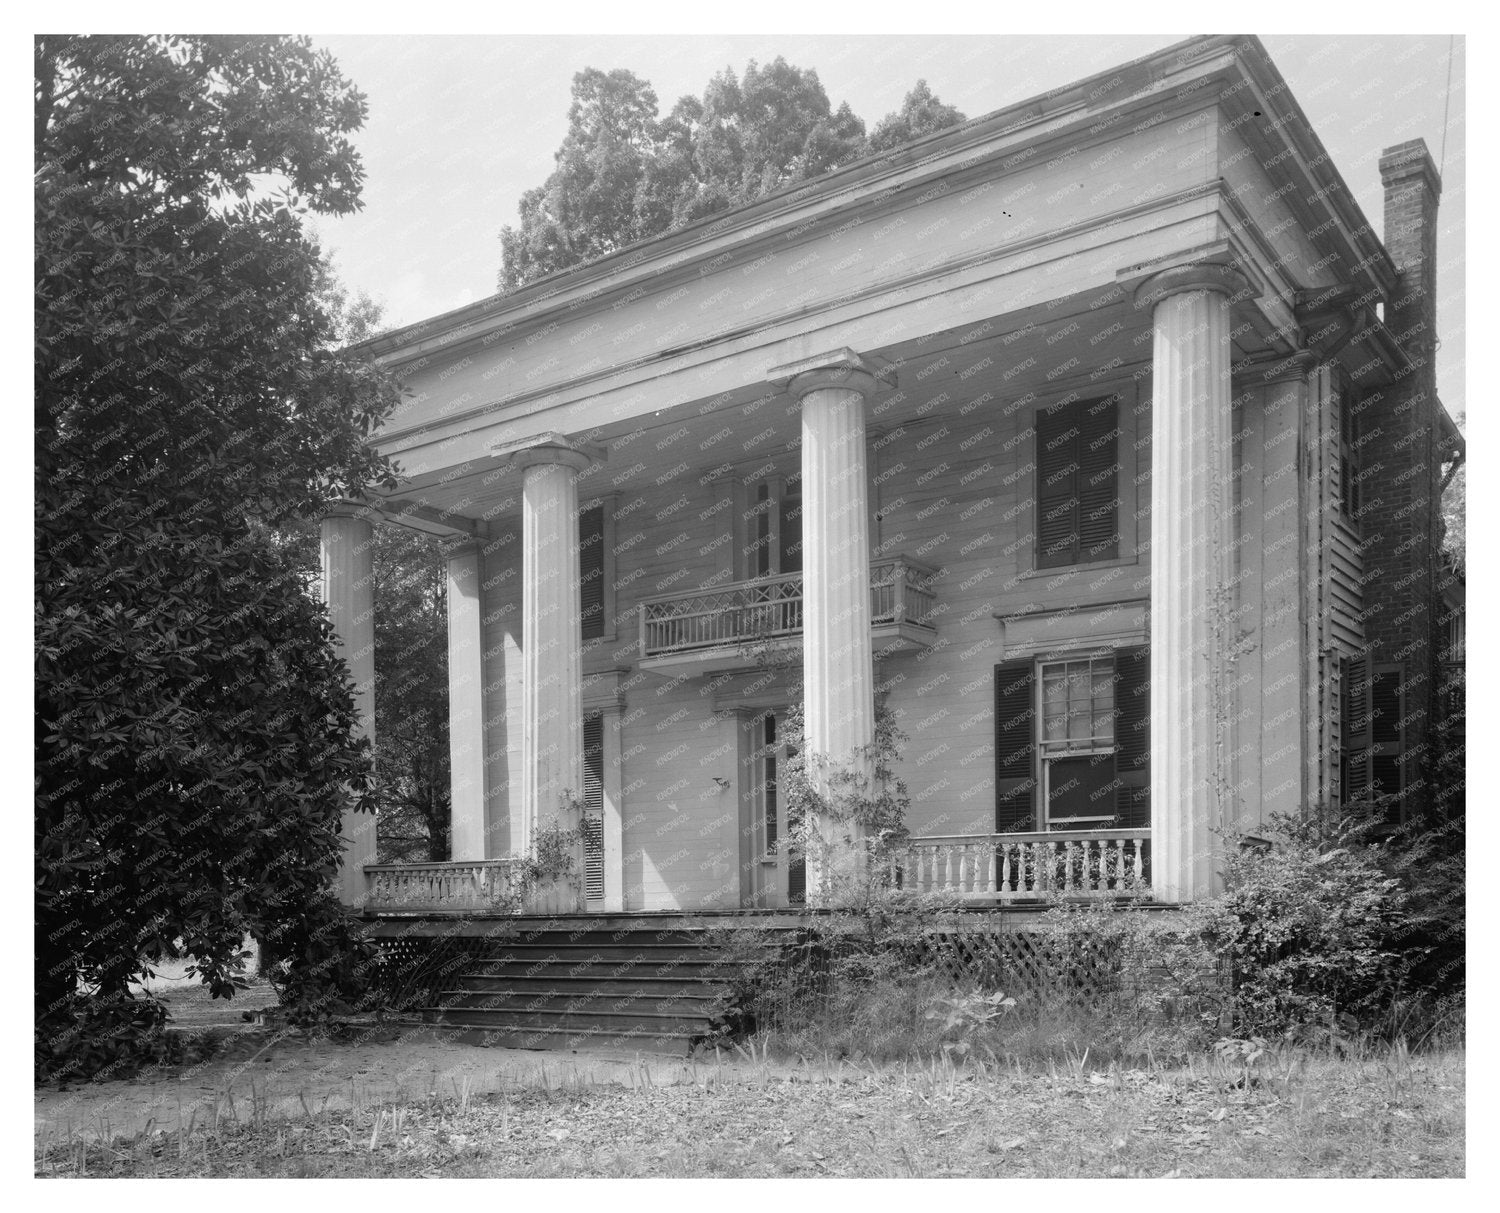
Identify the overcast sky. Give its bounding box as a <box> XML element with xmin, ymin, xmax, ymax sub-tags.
<box><xmin>309</xmin><ymin>33</ymin><xmax>1465</xmax><ymax>416</ymax></box>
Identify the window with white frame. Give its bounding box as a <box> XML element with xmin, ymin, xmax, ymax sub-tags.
<box><xmin>1038</xmin><ymin>654</ymin><xmax>1117</xmax><ymax>827</ymax></box>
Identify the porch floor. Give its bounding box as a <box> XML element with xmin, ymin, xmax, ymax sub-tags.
<box><xmin>359</xmin><ymin>902</ymin><xmax>1177</xmax><ymax>938</ymax></box>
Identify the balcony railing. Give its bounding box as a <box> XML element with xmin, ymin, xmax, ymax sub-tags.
<box><xmin>894</xmin><ymin>830</ymin><xmax>1150</xmax><ymax>902</ymax></box>
<box><xmin>640</xmin><ymin>556</ymin><xmax>936</xmax><ymax>660</ymax></box>
<box><xmin>364</xmin><ymin>860</ymin><xmax>581</xmax><ymax>915</ymax></box>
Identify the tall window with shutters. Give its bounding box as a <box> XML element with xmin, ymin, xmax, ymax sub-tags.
<box><xmin>1342</xmin><ymin>653</ymin><xmax>1405</xmax><ymax>822</ymax></box>
<box><xmin>579</xmin><ymin>502</ymin><xmax>608</xmax><ymax>639</ymax></box>
<box><xmin>1035</xmin><ymin>396</ymin><xmax>1121</xmax><ymax>569</ymax></box>
<box><xmin>1338</xmin><ymin>389</ymin><xmax>1363</xmax><ymax>523</ymax></box>
<box><xmin>993</xmin><ymin>647</ymin><xmax>1149</xmax><ymax>832</ymax></box>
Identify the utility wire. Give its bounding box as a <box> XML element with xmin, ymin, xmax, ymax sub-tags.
<box><xmin>1440</xmin><ymin>34</ymin><xmax>1455</xmax><ymax>176</ymax></box>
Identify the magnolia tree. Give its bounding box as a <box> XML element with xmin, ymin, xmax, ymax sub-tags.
<box><xmin>35</xmin><ymin>35</ymin><xmax>399</xmax><ymax>1079</ymax></box>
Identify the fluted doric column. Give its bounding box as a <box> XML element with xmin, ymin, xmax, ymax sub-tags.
<box><xmin>1137</xmin><ymin>263</ymin><xmax>1249</xmax><ymax>903</ymax></box>
<box><xmin>320</xmin><ymin>500</ymin><xmax>379</xmax><ymax>905</ymax></box>
<box><xmin>771</xmin><ymin>349</ymin><xmax>890</xmax><ymax>899</ymax></box>
<box><xmin>445</xmin><ymin>540</ymin><xmax>487</xmax><ymax>860</ymax></box>
<box><xmin>502</xmin><ymin>436</ymin><xmax>603</xmax><ymax>857</ymax></box>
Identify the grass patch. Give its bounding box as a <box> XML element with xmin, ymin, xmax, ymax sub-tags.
<box><xmin>35</xmin><ymin>1044</ymin><xmax>1463</xmax><ymax>1178</ymax></box>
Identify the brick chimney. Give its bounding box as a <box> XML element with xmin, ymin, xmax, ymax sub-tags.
<box><xmin>1379</xmin><ymin>139</ymin><xmax>1442</xmax><ymax>379</ymax></box>
<box><xmin>1357</xmin><ymin>138</ymin><xmax>1445</xmax><ymax>822</ymax></box>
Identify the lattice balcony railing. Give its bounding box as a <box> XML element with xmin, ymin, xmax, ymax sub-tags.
<box><xmin>640</xmin><ymin>556</ymin><xmax>936</xmax><ymax>658</ymax></box>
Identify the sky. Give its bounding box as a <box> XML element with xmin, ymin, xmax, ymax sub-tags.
<box><xmin>308</xmin><ymin>34</ymin><xmax>1465</xmax><ymax>419</ymax></box>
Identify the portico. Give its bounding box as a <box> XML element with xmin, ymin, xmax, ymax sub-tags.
<box><xmin>323</xmin><ymin>36</ymin><xmax>1432</xmax><ymax>921</ymax></box>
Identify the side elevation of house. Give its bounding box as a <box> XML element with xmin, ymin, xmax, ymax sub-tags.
<box><xmin>326</xmin><ymin>34</ymin><xmax>1461</xmax><ymax>918</ymax></box>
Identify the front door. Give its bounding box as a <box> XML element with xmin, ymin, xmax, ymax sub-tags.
<box><xmin>747</xmin><ymin>711</ymin><xmax>804</xmax><ymax>908</ymax></box>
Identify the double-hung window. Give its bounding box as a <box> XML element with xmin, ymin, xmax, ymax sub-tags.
<box><xmin>1038</xmin><ymin>655</ymin><xmax>1118</xmax><ymax>828</ymax></box>
<box><xmin>993</xmin><ymin>646</ymin><xmax>1149</xmax><ymax>832</ymax></box>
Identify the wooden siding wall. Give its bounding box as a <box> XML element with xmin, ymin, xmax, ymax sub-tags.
<box><xmin>1230</xmin><ymin>375</ymin><xmax>1309</xmax><ymax>831</ymax></box>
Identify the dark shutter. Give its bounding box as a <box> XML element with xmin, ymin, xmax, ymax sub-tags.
<box><xmin>1036</xmin><ymin>397</ymin><xmax>1119</xmax><ymax>569</ymax></box>
<box><xmin>579</xmin><ymin>504</ymin><xmax>606</xmax><ymax>639</ymax></box>
<box><xmin>1340</xmin><ymin>390</ymin><xmax>1362</xmax><ymax>519</ymax></box>
<box><xmin>582</xmin><ymin>714</ymin><xmax>605</xmax><ymax>902</ymax></box>
<box><xmin>1078</xmin><ymin>399</ymin><xmax>1120</xmax><ymax>562</ymax></box>
<box><xmin>1370</xmin><ymin>665</ymin><xmax>1405</xmax><ymax>821</ymax></box>
<box><xmin>1036</xmin><ymin>408</ymin><xmax>1079</xmax><ymax>568</ymax></box>
<box><xmin>994</xmin><ymin>659</ymin><xmax>1038</xmax><ymax>832</ymax></box>
<box><xmin>1113</xmin><ymin>645</ymin><xmax>1150</xmax><ymax>829</ymax></box>
<box><xmin>1341</xmin><ymin>653</ymin><xmax>1373</xmax><ymax>806</ymax></box>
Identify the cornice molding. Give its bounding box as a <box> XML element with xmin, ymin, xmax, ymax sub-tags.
<box><xmin>354</xmin><ymin>36</ymin><xmax>1389</xmax><ymax>373</ymax></box>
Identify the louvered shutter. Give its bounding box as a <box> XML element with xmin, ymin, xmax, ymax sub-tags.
<box><xmin>994</xmin><ymin>660</ymin><xmax>1038</xmax><ymax>831</ymax></box>
<box><xmin>1113</xmin><ymin>645</ymin><xmax>1150</xmax><ymax>828</ymax></box>
<box><xmin>582</xmin><ymin>714</ymin><xmax>605</xmax><ymax>902</ymax></box>
<box><xmin>1077</xmin><ymin>398</ymin><xmax>1120</xmax><ymax>563</ymax></box>
<box><xmin>1370</xmin><ymin>666</ymin><xmax>1405</xmax><ymax>821</ymax></box>
<box><xmin>1341</xmin><ymin>653</ymin><xmax>1373</xmax><ymax>806</ymax></box>
<box><xmin>579</xmin><ymin>504</ymin><xmax>606</xmax><ymax>639</ymax></box>
<box><xmin>1036</xmin><ymin>398</ymin><xmax>1119</xmax><ymax>568</ymax></box>
<box><xmin>1036</xmin><ymin>407</ymin><xmax>1079</xmax><ymax>569</ymax></box>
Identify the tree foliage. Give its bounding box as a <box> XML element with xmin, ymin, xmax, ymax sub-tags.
<box><xmin>35</xmin><ymin>35</ymin><xmax>399</xmax><ymax>1080</ymax></box>
<box><xmin>371</xmin><ymin>526</ymin><xmax>452</xmax><ymax>863</ymax></box>
<box><xmin>867</xmin><ymin>80</ymin><xmax>968</xmax><ymax>154</ymax></box>
<box><xmin>499</xmin><ymin>67</ymin><xmax>966</xmax><ymax>291</ymax></box>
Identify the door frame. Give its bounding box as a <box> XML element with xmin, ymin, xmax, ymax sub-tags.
<box><xmin>738</xmin><ymin>707</ymin><xmax>804</xmax><ymax>908</ymax></box>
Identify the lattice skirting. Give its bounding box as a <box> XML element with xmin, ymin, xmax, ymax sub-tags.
<box><xmin>737</xmin><ymin>917</ymin><xmax>1227</xmax><ymax>1028</ymax></box>
<box><xmin>369</xmin><ymin>935</ymin><xmax>480</xmax><ymax>1012</ymax></box>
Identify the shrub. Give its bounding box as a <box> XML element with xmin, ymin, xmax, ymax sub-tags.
<box><xmin>1194</xmin><ymin>820</ymin><xmax>1409</xmax><ymax>1038</ymax></box>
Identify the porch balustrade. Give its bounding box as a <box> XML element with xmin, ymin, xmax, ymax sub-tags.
<box><xmin>894</xmin><ymin>830</ymin><xmax>1150</xmax><ymax>902</ymax></box>
<box><xmin>363</xmin><ymin>860</ymin><xmax>582</xmax><ymax>915</ymax></box>
<box><xmin>640</xmin><ymin>555</ymin><xmax>936</xmax><ymax>658</ymax></box>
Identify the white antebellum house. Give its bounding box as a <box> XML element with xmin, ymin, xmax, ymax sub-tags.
<box><xmin>327</xmin><ymin>35</ymin><xmax>1461</xmax><ymax>922</ymax></box>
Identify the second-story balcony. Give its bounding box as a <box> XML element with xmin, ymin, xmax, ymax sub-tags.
<box><xmin>638</xmin><ymin>555</ymin><xmax>940</xmax><ymax>674</ymax></box>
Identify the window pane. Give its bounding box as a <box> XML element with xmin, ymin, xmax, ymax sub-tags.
<box><xmin>1039</xmin><ymin>655</ymin><xmax>1116</xmax><ymax>751</ymax></box>
<box><xmin>1047</xmin><ymin>754</ymin><xmax>1116</xmax><ymax>825</ymax></box>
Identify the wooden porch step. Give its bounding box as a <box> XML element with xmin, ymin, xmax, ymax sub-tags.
<box><xmin>467</xmin><ymin>944</ymin><xmax>727</xmax><ymax>964</ymax></box>
<box><xmin>420</xmin><ymin>1022</ymin><xmax>702</xmax><ymax>1055</ymax></box>
<box><xmin>450</xmin><ymin>975</ymin><xmax>726</xmax><ymax>999</ymax></box>
<box><xmin>465</xmin><ymin>958</ymin><xmax>728</xmax><ymax>979</ymax></box>
<box><xmin>391</xmin><ymin>923</ymin><xmax>763</xmax><ymax>1052</ymax></box>
<box><xmin>422</xmin><ymin>1006</ymin><xmax>711</xmax><ymax>1036</ymax></box>
<box><xmin>481</xmin><ymin>929</ymin><xmax>717</xmax><ymax>946</ymax></box>
<box><xmin>437</xmin><ymin>990</ymin><xmax>719</xmax><ymax>1014</ymax></box>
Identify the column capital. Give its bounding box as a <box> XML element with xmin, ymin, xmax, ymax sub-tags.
<box><xmin>322</xmin><ymin>498</ymin><xmax>383</xmax><ymax>525</ymax></box>
<box><xmin>768</xmin><ymin>348</ymin><xmax>895</xmax><ymax>401</ymax></box>
<box><xmin>440</xmin><ymin>535</ymin><xmax>484</xmax><ymax>560</ymax></box>
<box><xmin>1133</xmin><ymin>262</ymin><xmax>1252</xmax><ymax>310</ymax></box>
<box><xmin>493</xmin><ymin>431</ymin><xmax>606</xmax><ymax>473</ymax></box>
<box><xmin>1232</xmin><ymin>350</ymin><xmax>1320</xmax><ymax>387</ymax></box>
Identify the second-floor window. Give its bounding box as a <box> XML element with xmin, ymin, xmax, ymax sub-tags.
<box><xmin>1036</xmin><ymin>396</ymin><xmax>1120</xmax><ymax>569</ymax></box>
<box><xmin>1339</xmin><ymin>389</ymin><xmax>1363</xmax><ymax>521</ymax></box>
<box><xmin>750</xmin><ymin>475</ymin><xmax>801</xmax><ymax>578</ymax></box>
